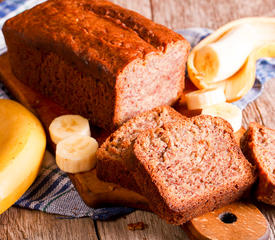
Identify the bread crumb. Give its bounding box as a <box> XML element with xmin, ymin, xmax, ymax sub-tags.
<box><xmin>127</xmin><ymin>222</ymin><xmax>147</xmax><ymax>231</ymax></box>
<box><xmin>108</xmin><ymin>185</ymin><xmax>116</xmax><ymax>191</ymax></box>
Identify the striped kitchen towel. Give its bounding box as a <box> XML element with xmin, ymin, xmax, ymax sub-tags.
<box><xmin>0</xmin><ymin>0</ymin><xmax>275</xmax><ymax>220</ymax></box>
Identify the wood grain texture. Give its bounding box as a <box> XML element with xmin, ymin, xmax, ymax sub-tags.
<box><xmin>151</xmin><ymin>0</ymin><xmax>275</xmax><ymax>29</ymax></box>
<box><xmin>242</xmin><ymin>79</ymin><xmax>275</xmax><ymax>129</ymax></box>
<box><xmin>186</xmin><ymin>202</ymin><xmax>269</xmax><ymax>240</ymax></box>
<box><xmin>0</xmin><ymin>207</ymin><xmax>97</xmax><ymax>240</ymax></box>
<box><xmin>96</xmin><ymin>210</ymin><xmax>189</xmax><ymax>240</ymax></box>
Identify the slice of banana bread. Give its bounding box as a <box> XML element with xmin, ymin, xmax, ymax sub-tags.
<box><xmin>96</xmin><ymin>105</ymin><xmax>185</xmax><ymax>192</ymax></box>
<box><xmin>241</xmin><ymin>122</ymin><xmax>275</xmax><ymax>205</ymax></box>
<box><xmin>133</xmin><ymin>115</ymin><xmax>256</xmax><ymax>225</ymax></box>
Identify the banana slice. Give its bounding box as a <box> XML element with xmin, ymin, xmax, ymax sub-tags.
<box><xmin>201</xmin><ymin>102</ymin><xmax>242</xmax><ymax>132</ymax></box>
<box><xmin>56</xmin><ymin>135</ymin><xmax>98</xmax><ymax>173</ymax></box>
<box><xmin>185</xmin><ymin>88</ymin><xmax>226</xmax><ymax>110</ymax></box>
<box><xmin>49</xmin><ymin>115</ymin><xmax>91</xmax><ymax>144</ymax></box>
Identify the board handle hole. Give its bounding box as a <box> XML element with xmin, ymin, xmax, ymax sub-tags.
<box><xmin>219</xmin><ymin>212</ymin><xmax>237</xmax><ymax>224</ymax></box>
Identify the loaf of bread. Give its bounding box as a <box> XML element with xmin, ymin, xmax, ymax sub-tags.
<box><xmin>96</xmin><ymin>105</ymin><xmax>185</xmax><ymax>191</ymax></box>
<box><xmin>133</xmin><ymin>116</ymin><xmax>256</xmax><ymax>225</ymax></box>
<box><xmin>241</xmin><ymin>122</ymin><xmax>275</xmax><ymax>205</ymax></box>
<box><xmin>3</xmin><ymin>0</ymin><xmax>190</xmax><ymax>130</ymax></box>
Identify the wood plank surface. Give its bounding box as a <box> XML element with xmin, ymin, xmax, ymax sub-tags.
<box><xmin>112</xmin><ymin>0</ymin><xmax>151</xmax><ymax>19</ymax></box>
<box><xmin>0</xmin><ymin>207</ymin><xmax>97</xmax><ymax>240</ymax></box>
<box><xmin>1</xmin><ymin>0</ymin><xmax>275</xmax><ymax>239</ymax></box>
<box><xmin>151</xmin><ymin>0</ymin><xmax>275</xmax><ymax>29</ymax></box>
<box><xmin>243</xmin><ymin>80</ymin><xmax>275</xmax><ymax>129</ymax></box>
<box><xmin>96</xmin><ymin>210</ymin><xmax>189</xmax><ymax>240</ymax></box>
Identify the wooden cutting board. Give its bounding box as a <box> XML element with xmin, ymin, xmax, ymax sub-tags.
<box><xmin>0</xmin><ymin>53</ymin><xmax>247</xmax><ymax>210</ymax></box>
<box><xmin>184</xmin><ymin>202</ymin><xmax>270</xmax><ymax>240</ymax></box>
<box><xmin>0</xmin><ymin>52</ymin><xmax>270</xmax><ymax>239</ymax></box>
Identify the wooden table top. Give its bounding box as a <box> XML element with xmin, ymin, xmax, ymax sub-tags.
<box><xmin>1</xmin><ymin>0</ymin><xmax>275</xmax><ymax>239</ymax></box>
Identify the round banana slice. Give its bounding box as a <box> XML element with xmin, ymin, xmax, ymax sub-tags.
<box><xmin>56</xmin><ymin>135</ymin><xmax>98</xmax><ymax>173</ymax></box>
<box><xmin>201</xmin><ymin>102</ymin><xmax>242</xmax><ymax>132</ymax></box>
<box><xmin>49</xmin><ymin>115</ymin><xmax>91</xmax><ymax>144</ymax></box>
<box><xmin>185</xmin><ymin>87</ymin><xmax>226</xmax><ymax>110</ymax></box>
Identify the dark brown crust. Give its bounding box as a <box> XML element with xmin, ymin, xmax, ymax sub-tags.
<box><xmin>241</xmin><ymin>122</ymin><xmax>275</xmax><ymax>205</ymax></box>
<box><xmin>133</xmin><ymin>115</ymin><xmax>256</xmax><ymax>225</ymax></box>
<box><xmin>96</xmin><ymin>105</ymin><xmax>185</xmax><ymax>192</ymax></box>
<box><xmin>3</xmin><ymin>0</ymin><xmax>190</xmax><ymax>130</ymax></box>
<box><xmin>3</xmin><ymin>0</ymin><xmax>186</xmax><ymax>79</ymax></box>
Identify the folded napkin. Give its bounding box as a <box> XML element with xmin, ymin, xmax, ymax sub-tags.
<box><xmin>0</xmin><ymin>0</ymin><xmax>274</xmax><ymax>220</ymax></box>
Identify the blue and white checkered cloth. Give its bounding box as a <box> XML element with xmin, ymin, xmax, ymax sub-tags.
<box><xmin>0</xmin><ymin>0</ymin><xmax>274</xmax><ymax>220</ymax></box>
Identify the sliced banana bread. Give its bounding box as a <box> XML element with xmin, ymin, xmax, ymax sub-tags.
<box><xmin>241</xmin><ymin>122</ymin><xmax>275</xmax><ymax>205</ymax></box>
<box><xmin>96</xmin><ymin>105</ymin><xmax>185</xmax><ymax>192</ymax></box>
<box><xmin>133</xmin><ymin>115</ymin><xmax>256</xmax><ymax>225</ymax></box>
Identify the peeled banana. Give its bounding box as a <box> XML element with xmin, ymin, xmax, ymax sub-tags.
<box><xmin>0</xmin><ymin>99</ymin><xmax>46</xmax><ymax>214</ymax></box>
<box><xmin>188</xmin><ymin>17</ymin><xmax>275</xmax><ymax>102</ymax></box>
<box><xmin>194</xmin><ymin>24</ymin><xmax>258</xmax><ymax>83</ymax></box>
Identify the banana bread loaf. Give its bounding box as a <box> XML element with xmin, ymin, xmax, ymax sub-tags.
<box><xmin>241</xmin><ymin>122</ymin><xmax>275</xmax><ymax>205</ymax></box>
<box><xmin>96</xmin><ymin>105</ymin><xmax>185</xmax><ymax>191</ymax></box>
<box><xmin>3</xmin><ymin>0</ymin><xmax>190</xmax><ymax>130</ymax></box>
<box><xmin>133</xmin><ymin>115</ymin><xmax>256</xmax><ymax>225</ymax></box>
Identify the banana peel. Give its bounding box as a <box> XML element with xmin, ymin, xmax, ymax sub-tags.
<box><xmin>187</xmin><ymin>17</ymin><xmax>275</xmax><ymax>102</ymax></box>
<box><xmin>0</xmin><ymin>99</ymin><xmax>46</xmax><ymax>214</ymax></box>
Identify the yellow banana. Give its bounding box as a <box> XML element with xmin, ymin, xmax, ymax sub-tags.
<box><xmin>0</xmin><ymin>99</ymin><xmax>46</xmax><ymax>214</ymax></box>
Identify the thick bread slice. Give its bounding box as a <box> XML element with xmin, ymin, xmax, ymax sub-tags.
<box><xmin>241</xmin><ymin>122</ymin><xmax>275</xmax><ymax>205</ymax></box>
<box><xmin>96</xmin><ymin>105</ymin><xmax>185</xmax><ymax>192</ymax></box>
<box><xmin>133</xmin><ymin>115</ymin><xmax>256</xmax><ymax>225</ymax></box>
